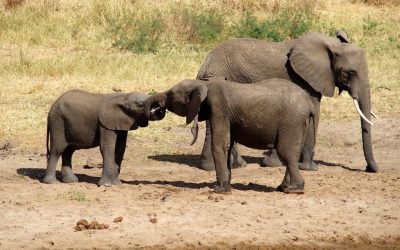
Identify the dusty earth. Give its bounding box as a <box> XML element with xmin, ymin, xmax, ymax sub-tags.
<box><xmin>0</xmin><ymin>118</ymin><xmax>399</xmax><ymax>249</ymax></box>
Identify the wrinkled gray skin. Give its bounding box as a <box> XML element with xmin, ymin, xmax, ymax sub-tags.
<box><xmin>195</xmin><ymin>31</ymin><xmax>378</xmax><ymax>173</ymax></box>
<box><xmin>144</xmin><ymin>78</ymin><xmax>315</xmax><ymax>194</ymax></box>
<box><xmin>42</xmin><ymin>89</ymin><xmax>165</xmax><ymax>186</ymax></box>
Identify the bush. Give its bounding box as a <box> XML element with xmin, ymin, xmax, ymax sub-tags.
<box><xmin>92</xmin><ymin>2</ymin><xmax>165</xmax><ymax>54</ymax></box>
<box><xmin>111</xmin><ymin>16</ymin><xmax>165</xmax><ymax>53</ymax></box>
<box><xmin>234</xmin><ymin>4</ymin><xmax>317</xmax><ymax>41</ymax></box>
<box><xmin>234</xmin><ymin>12</ymin><xmax>282</xmax><ymax>41</ymax></box>
<box><xmin>182</xmin><ymin>8</ymin><xmax>225</xmax><ymax>44</ymax></box>
<box><xmin>362</xmin><ymin>15</ymin><xmax>379</xmax><ymax>36</ymax></box>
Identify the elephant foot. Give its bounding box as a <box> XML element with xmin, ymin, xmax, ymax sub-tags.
<box><xmin>42</xmin><ymin>175</ymin><xmax>57</xmax><ymax>184</ymax></box>
<box><xmin>61</xmin><ymin>166</ymin><xmax>78</xmax><ymax>183</ymax></box>
<box><xmin>200</xmin><ymin>159</ymin><xmax>215</xmax><ymax>171</ymax></box>
<box><xmin>231</xmin><ymin>158</ymin><xmax>247</xmax><ymax>169</ymax></box>
<box><xmin>213</xmin><ymin>182</ymin><xmax>232</xmax><ymax>194</ymax></box>
<box><xmin>62</xmin><ymin>174</ymin><xmax>78</xmax><ymax>183</ymax></box>
<box><xmin>260</xmin><ymin>154</ymin><xmax>283</xmax><ymax>168</ymax></box>
<box><xmin>98</xmin><ymin>176</ymin><xmax>122</xmax><ymax>187</ymax></box>
<box><xmin>277</xmin><ymin>182</ymin><xmax>305</xmax><ymax>194</ymax></box>
<box><xmin>298</xmin><ymin>161</ymin><xmax>318</xmax><ymax>171</ymax></box>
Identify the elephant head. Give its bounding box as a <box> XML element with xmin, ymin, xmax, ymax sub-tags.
<box><xmin>99</xmin><ymin>92</ymin><xmax>165</xmax><ymax>131</ymax></box>
<box><xmin>288</xmin><ymin>32</ymin><xmax>378</xmax><ymax>172</ymax></box>
<box><xmin>144</xmin><ymin>80</ymin><xmax>208</xmax><ymax>143</ymax></box>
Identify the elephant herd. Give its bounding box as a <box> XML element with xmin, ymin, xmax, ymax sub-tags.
<box><xmin>43</xmin><ymin>31</ymin><xmax>379</xmax><ymax>194</ymax></box>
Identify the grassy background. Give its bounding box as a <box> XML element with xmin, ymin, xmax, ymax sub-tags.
<box><xmin>0</xmin><ymin>0</ymin><xmax>399</xmax><ymax>154</ymax></box>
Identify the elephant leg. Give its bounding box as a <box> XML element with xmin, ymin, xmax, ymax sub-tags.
<box><xmin>298</xmin><ymin>116</ymin><xmax>318</xmax><ymax>171</ymax></box>
<box><xmin>42</xmin><ymin>151</ymin><xmax>61</xmax><ymax>184</ymax></box>
<box><xmin>276</xmin><ymin>168</ymin><xmax>290</xmax><ymax>192</ymax></box>
<box><xmin>61</xmin><ymin>146</ymin><xmax>78</xmax><ymax>183</ymax></box>
<box><xmin>260</xmin><ymin>149</ymin><xmax>283</xmax><ymax>167</ymax></box>
<box><xmin>200</xmin><ymin>120</ymin><xmax>216</xmax><ymax>170</ymax></box>
<box><xmin>230</xmin><ymin>143</ymin><xmax>247</xmax><ymax>169</ymax></box>
<box><xmin>201</xmin><ymin>120</ymin><xmax>247</xmax><ymax>171</ymax></box>
<box><xmin>211</xmin><ymin>120</ymin><xmax>232</xmax><ymax>194</ymax></box>
<box><xmin>277</xmin><ymin>134</ymin><xmax>305</xmax><ymax>194</ymax></box>
<box><xmin>115</xmin><ymin>131</ymin><xmax>127</xmax><ymax>174</ymax></box>
<box><xmin>299</xmin><ymin>97</ymin><xmax>320</xmax><ymax>171</ymax></box>
<box><xmin>98</xmin><ymin>128</ymin><xmax>121</xmax><ymax>186</ymax></box>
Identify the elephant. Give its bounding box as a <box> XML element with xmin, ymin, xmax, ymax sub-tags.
<box><xmin>42</xmin><ymin>89</ymin><xmax>165</xmax><ymax>186</ymax></box>
<box><xmin>193</xmin><ymin>31</ymin><xmax>378</xmax><ymax>173</ymax></box>
<box><xmin>144</xmin><ymin>78</ymin><xmax>316</xmax><ymax>194</ymax></box>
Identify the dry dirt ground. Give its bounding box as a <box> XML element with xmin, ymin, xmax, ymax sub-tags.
<box><xmin>0</xmin><ymin>118</ymin><xmax>399</xmax><ymax>249</ymax></box>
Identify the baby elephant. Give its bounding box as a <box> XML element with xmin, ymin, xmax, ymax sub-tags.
<box><xmin>43</xmin><ymin>89</ymin><xmax>165</xmax><ymax>186</ymax></box>
<box><xmin>145</xmin><ymin>78</ymin><xmax>315</xmax><ymax>194</ymax></box>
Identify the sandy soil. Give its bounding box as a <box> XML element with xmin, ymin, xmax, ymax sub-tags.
<box><xmin>0</xmin><ymin>118</ymin><xmax>399</xmax><ymax>249</ymax></box>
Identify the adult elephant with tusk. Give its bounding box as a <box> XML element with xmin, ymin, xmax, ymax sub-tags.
<box><xmin>192</xmin><ymin>31</ymin><xmax>378</xmax><ymax>173</ymax></box>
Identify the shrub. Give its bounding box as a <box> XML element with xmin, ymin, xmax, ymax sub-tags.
<box><xmin>234</xmin><ymin>12</ymin><xmax>282</xmax><ymax>41</ymax></box>
<box><xmin>112</xmin><ymin>16</ymin><xmax>165</xmax><ymax>53</ymax></box>
<box><xmin>93</xmin><ymin>2</ymin><xmax>165</xmax><ymax>54</ymax></box>
<box><xmin>234</xmin><ymin>3</ymin><xmax>317</xmax><ymax>41</ymax></box>
<box><xmin>182</xmin><ymin>8</ymin><xmax>225</xmax><ymax>44</ymax></box>
<box><xmin>362</xmin><ymin>15</ymin><xmax>379</xmax><ymax>36</ymax></box>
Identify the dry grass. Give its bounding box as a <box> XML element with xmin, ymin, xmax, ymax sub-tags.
<box><xmin>0</xmin><ymin>0</ymin><xmax>399</xmax><ymax>153</ymax></box>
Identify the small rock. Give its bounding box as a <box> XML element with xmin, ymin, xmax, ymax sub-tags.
<box><xmin>113</xmin><ymin>216</ymin><xmax>123</xmax><ymax>223</ymax></box>
<box><xmin>76</xmin><ymin>219</ymin><xmax>89</xmax><ymax>227</ymax></box>
<box><xmin>75</xmin><ymin>224</ymin><xmax>86</xmax><ymax>231</ymax></box>
<box><xmin>214</xmin><ymin>196</ymin><xmax>224</xmax><ymax>202</ymax></box>
<box><xmin>148</xmin><ymin>213</ymin><xmax>157</xmax><ymax>224</ymax></box>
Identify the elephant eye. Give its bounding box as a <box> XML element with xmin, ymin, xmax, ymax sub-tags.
<box><xmin>343</xmin><ymin>70</ymin><xmax>356</xmax><ymax>82</ymax></box>
<box><xmin>348</xmin><ymin>70</ymin><xmax>356</xmax><ymax>78</ymax></box>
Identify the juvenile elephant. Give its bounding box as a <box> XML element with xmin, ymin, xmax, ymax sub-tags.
<box><xmin>195</xmin><ymin>31</ymin><xmax>379</xmax><ymax>173</ymax></box>
<box><xmin>43</xmin><ymin>89</ymin><xmax>165</xmax><ymax>186</ymax></box>
<box><xmin>145</xmin><ymin>78</ymin><xmax>315</xmax><ymax>194</ymax></box>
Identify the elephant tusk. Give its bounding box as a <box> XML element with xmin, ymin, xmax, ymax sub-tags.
<box><xmin>353</xmin><ymin>99</ymin><xmax>374</xmax><ymax>126</ymax></box>
<box><xmin>371</xmin><ymin>111</ymin><xmax>379</xmax><ymax>119</ymax></box>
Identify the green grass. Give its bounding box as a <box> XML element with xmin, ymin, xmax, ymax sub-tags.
<box><xmin>0</xmin><ymin>0</ymin><xmax>399</xmax><ymax>152</ymax></box>
<box><xmin>58</xmin><ymin>190</ymin><xmax>88</xmax><ymax>202</ymax></box>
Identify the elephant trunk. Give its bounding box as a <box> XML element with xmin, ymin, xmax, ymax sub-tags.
<box><xmin>357</xmin><ymin>87</ymin><xmax>378</xmax><ymax>173</ymax></box>
<box><xmin>144</xmin><ymin>93</ymin><xmax>167</xmax><ymax>121</ymax></box>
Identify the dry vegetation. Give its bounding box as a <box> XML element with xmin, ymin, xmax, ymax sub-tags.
<box><xmin>0</xmin><ymin>0</ymin><xmax>399</xmax><ymax>153</ymax></box>
<box><xmin>0</xmin><ymin>1</ymin><xmax>400</xmax><ymax>249</ymax></box>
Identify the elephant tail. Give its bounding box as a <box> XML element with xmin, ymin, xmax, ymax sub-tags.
<box><xmin>302</xmin><ymin>108</ymin><xmax>316</xmax><ymax>151</ymax></box>
<box><xmin>46</xmin><ymin>116</ymin><xmax>50</xmax><ymax>161</ymax></box>
<box><xmin>196</xmin><ymin>52</ymin><xmax>212</xmax><ymax>80</ymax></box>
<box><xmin>309</xmin><ymin>108</ymin><xmax>316</xmax><ymax>149</ymax></box>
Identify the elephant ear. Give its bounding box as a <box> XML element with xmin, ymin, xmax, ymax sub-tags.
<box><xmin>336</xmin><ymin>30</ymin><xmax>350</xmax><ymax>43</ymax></box>
<box><xmin>289</xmin><ymin>32</ymin><xmax>340</xmax><ymax>97</ymax></box>
<box><xmin>99</xmin><ymin>94</ymin><xmax>136</xmax><ymax>131</ymax></box>
<box><xmin>186</xmin><ymin>82</ymin><xmax>208</xmax><ymax>124</ymax></box>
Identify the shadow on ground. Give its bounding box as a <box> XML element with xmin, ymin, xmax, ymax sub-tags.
<box><xmin>17</xmin><ymin>168</ymin><xmax>276</xmax><ymax>192</ymax></box>
<box><xmin>315</xmin><ymin>160</ymin><xmax>363</xmax><ymax>172</ymax></box>
<box><xmin>148</xmin><ymin>154</ymin><xmax>263</xmax><ymax>168</ymax></box>
<box><xmin>17</xmin><ymin>168</ymin><xmax>100</xmax><ymax>184</ymax></box>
